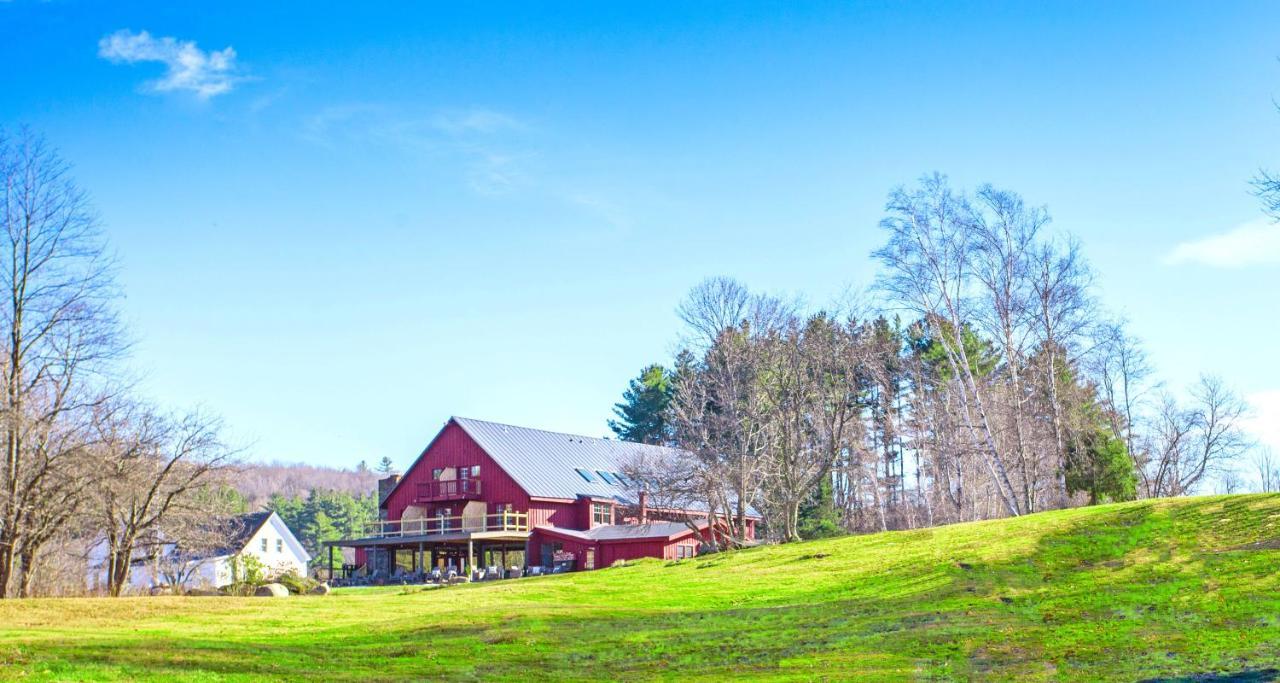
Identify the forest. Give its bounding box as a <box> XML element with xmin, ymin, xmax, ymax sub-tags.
<box><xmin>611</xmin><ymin>175</ymin><xmax>1257</xmax><ymax>544</ymax></box>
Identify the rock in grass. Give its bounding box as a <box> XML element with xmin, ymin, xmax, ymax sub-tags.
<box><xmin>253</xmin><ymin>583</ymin><xmax>289</xmax><ymax>597</ymax></box>
<box><xmin>308</xmin><ymin>583</ymin><xmax>331</xmax><ymax>596</ymax></box>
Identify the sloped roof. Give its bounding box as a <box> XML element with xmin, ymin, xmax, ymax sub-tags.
<box><xmin>534</xmin><ymin>520</ymin><xmax>702</xmax><ymax>543</ymax></box>
<box><xmin>452</xmin><ymin>416</ymin><xmax>685</xmax><ymax>501</ymax></box>
<box><xmin>211</xmin><ymin>511</ymin><xmax>274</xmax><ymax>557</ymax></box>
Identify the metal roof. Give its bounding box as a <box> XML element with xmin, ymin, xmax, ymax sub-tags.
<box><xmin>533</xmin><ymin>521</ymin><xmax>701</xmax><ymax>542</ymax></box>
<box><xmin>452</xmin><ymin>416</ymin><xmax>687</xmax><ymax>501</ymax></box>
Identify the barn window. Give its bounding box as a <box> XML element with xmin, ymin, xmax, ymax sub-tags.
<box><xmin>432</xmin><ymin>468</ymin><xmax>443</xmax><ymax>480</ymax></box>
<box><xmin>592</xmin><ymin>502</ymin><xmax>613</xmax><ymax>526</ymax></box>
<box><xmin>676</xmin><ymin>544</ymin><xmax>694</xmax><ymax>559</ymax></box>
<box><xmin>574</xmin><ymin>468</ymin><xmax>595</xmax><ymax>483</ymax></box>
<box><xmin>470</xmin><ymin>465</ymin><xmax>481</xmax><ymax>477</ymax></box>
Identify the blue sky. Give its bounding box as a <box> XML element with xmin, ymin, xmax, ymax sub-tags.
<box><xmin>2</xmin><ymin>1</ymin><xmax>1279</xmax><ymax>470</ymax></box>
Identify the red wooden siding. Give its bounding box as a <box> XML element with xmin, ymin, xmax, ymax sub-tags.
<box><xmin>383</xmin><ymin>422</ymin><xmax>532</xmax><ymax>522</ymax></box>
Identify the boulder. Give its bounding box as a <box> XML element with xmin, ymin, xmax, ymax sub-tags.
<box><xmin>308</xmin><ymin>582</ymin><xmax>331</xmax><ymax>596</ymax></box>
<box><xmin>253</xmin><ymin>583</ymin><xmax>289</xmax><ymax>597</ymax></box>
<box><xmin>186</xmin><ymin>588</ymin><xmax>221</xmax><ymax>597</ymax></box>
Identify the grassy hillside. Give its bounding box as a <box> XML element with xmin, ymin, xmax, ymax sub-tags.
<box><xmin>3</xmin><ymin>495</ymin><xmax>1280</xmax><ymax>682</ymax></box>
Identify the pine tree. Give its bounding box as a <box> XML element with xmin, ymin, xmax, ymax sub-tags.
<box><xmin>608</xmin><ymin>363</ymin><xmax>676</xmax><ymax>445</ymax></box>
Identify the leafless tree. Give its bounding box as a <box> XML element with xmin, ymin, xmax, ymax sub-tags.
<box><xmin>1088</xmin><ymin>320</ymin><xmax>1154</xmax><ymax>467</ymax></box>
<box><xmin>0</xmin><ymin>128</ymin><xmax>123</xmax><ymax>597</ymax></box>
<box><xmin>153</xmin><ymin>513</ymin><xmax>239</xmax><ymax>590</ymax></box>
<box><xmin>873</xmin><ymin>174</ymin><xmax>1023</xmax><ymax>517</ymax></box>
<box><xmin>94</xmin><ymin>402</ymin><xmax>234</xmax><ymax>597</ymax></box>
<box><xmin>1254</xmin><ymin>449</ymin><xmax>1280</xmax><ymax>493</ymax></box>
<box><xmin>1143</xmin><ymin>377</ymin><xmax>1252</xmax><ymax>497</ymax></box>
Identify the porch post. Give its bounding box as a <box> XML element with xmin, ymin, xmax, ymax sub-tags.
<box><xmin>327</xmin><ymin>545</ymin><xmax>334</xmax><ymax>582</ymax></box>
<box><xmin>467</xmin><ymin>539</ymin><xmax>474</xmax><ymax>575</ymax></box>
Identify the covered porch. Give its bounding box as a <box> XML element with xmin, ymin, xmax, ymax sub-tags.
<box><xmin>323</xmin><ymin>512</ymin><xmax>532</xmax><ymax>584</ymax></box>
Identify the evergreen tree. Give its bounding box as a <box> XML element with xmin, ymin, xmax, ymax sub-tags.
<box><xmin>268</xmin><ymin>489</ymin><xmax>376</xmax><ymax>568</ymax></box>
<box><xmin>1066</xmin><ymin>424</ymin><xmax>1136</xmax><ymax>505</ymax></box>
<box><xmin>797</xmin><ymin>476</ymin><xmax>843</xmax><ymax>539</ymax></box>
<box><xmin>608</xmin><ymin>363</ymin><xmax>676</xmax><ymax>445</ymax></box>
<box><xmin>376</xmin><ymin>457</ymin><xmax>396</xmax><ymax>475</ymax></box>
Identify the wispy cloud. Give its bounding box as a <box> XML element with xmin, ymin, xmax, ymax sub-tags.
<box><xmin>98</xmin><ymin>29</ymin><xmax>242</xmax><ymax>99</ymax></box>
<box><xmin>429</xmin><ymin>108</ymin><xmax>527</xmax><ymax>135</ymax></box>
<box><xmin>300</xmin><ymin>104</ymin><xmax>534</xmax><ymax>194</ymax></box>
<box><xmin>1164</xmin><ymin>217</ymin><xmax>1280</xmax><ymax>268</ymax></box>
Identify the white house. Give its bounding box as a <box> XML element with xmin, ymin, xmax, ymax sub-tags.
<box><xmin>87</xmin><ymin>511</ymin><xmax>311</xmax><ymax>593</ymax></box>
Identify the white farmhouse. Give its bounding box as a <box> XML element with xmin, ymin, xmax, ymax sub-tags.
<box><xmin>87</xmin><ymin>511</ymin><xmax>311</xmax><ymax>593</ymax></box>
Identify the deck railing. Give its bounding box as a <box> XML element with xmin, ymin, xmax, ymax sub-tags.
<box><xmin>362</xmin><ymin>511</ymin><xmax>529</xmax><ymax>539</ymax></box>
<box><xmin>415</xmin><ymin>477</ymin><xmax>482</xmax><ymax>502</ymax></box>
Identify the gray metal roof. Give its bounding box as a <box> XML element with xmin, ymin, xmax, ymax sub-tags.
<box><xmin>585</xmin><ymin>521</ymin><xmax>700</xmax><ymax>541</ymax></box>
<box><xmin>452</xmin><ymin>416</ymin><xmax>687</xmax><ymax>501</ymax></box>
<box><xmin>533</xmin><ymin>521</ymin><xmax>701</xmax><ymax>542</ymax></box>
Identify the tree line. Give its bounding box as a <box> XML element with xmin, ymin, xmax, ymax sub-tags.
<box><xmin>612</xmin><ymin>174</ymin><xmax>1253</xmax><ymax>544</ymax></box>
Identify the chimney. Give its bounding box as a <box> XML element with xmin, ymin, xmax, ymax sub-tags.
<box><xmin>378</xmin><ymin>474</ymin><xmax>401</xmax><ymax>503</ymax></box>
<box><xmin>638</xmin><ymin>490</ymin><xmax>648</xmax><ymax>524</ymax></box>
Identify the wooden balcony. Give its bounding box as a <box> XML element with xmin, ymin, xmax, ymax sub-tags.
<box><xmin>415</xmin><ymin>477</ymin><xmax>482</xmax><ymax>502</ymax></box>
<box><xmin>362</xmin><ymin>512</ymin><xmax>528</xmax><ymax>539</ymax></box>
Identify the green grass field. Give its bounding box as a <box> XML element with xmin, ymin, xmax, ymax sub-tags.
<box><xmin>4</xmin><ymin>495</ymin><xmax>1280</xmax><ymax>681</ymax></box>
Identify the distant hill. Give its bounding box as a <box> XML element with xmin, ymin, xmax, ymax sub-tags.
<box><xmin>231</xmin><ymin>462</ymin><xmax>380</xmax><ymax>509</ymax></box>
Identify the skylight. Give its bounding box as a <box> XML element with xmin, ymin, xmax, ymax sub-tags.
<box><xmin>595</xmin><ymin>470</ymin><xmax>616</xmax><ymax>485</ymax></box>
<box><xmin>574</xmin><ymin>467</ymin><xmax>595</xmax><ymax>483</ymax></box>
<box><xmin>613</xmin><ymin>472</ymin><xmax>630</xmax><ymax>486</ymax></box>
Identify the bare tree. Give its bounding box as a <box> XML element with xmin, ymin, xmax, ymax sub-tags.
<box><xmin>873</xmin><ymin>174</ymin><xmax>1023</xmax><ymax>517</ymax></box>
<box><xmin>0</xmin><ymin>128</ymin><xmax>122</xmax><ymax>597</ymax></box>
<box><xmin>1254</xmin><ymin>448</ymin><xmax>1280</xmax><ymax>493</ymax></box>
<box><xmin>94</xmin><ymin>402</ymin><xmax>234</xmax><ymax>597</ymax></box>
<box><xmin>154</xmin><ymin>513</ymin><xmax>239</xmax><ymax>591</ymax></box>
<box><xmin>1089</xmin><ymin>320</ymin><xmax>1154</xmax><ymax>470</ymax></box>
<box><xmin>1143</xmin><ymin>377</ymin><xmax>1251</xmax><ymax>497</ymax></box>
<box><xmin>756</xmin><ymin>314</ymin><xmax>867</xmax><ymax>540</ymax></box>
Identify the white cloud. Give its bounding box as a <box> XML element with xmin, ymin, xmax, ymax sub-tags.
<box><xmin>1164</xmin><ymin>217</ymin><xmax>1280</xmax><ymax>268</ymax></box>
<box><xmin>98</xmin><ymin>29</ymin><xmax>241</xmax><ymax>99</ymax></box>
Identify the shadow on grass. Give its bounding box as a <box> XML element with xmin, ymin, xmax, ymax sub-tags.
<box><xmin>1141</xmin><ymin>669</ymin><xmax>1280</xmax><ymax>683</ymax></box>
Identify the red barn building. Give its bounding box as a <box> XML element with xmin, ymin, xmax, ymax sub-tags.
<box><xmin>326</xmin><ymin>417</ymin><xmax>757</xmax><ymax>577</ymax></box>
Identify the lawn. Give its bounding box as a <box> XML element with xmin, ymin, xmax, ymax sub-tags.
<box><xmin>3</xmin><ymin>495</ymin><xmax>1280</xmax><ymax>681</ymax></box>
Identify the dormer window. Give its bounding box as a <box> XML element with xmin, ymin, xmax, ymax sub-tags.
<box><xmin>591</xmin><ymin>502</ymin><xmax>613</xmax><ymax>526</ymax></box>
